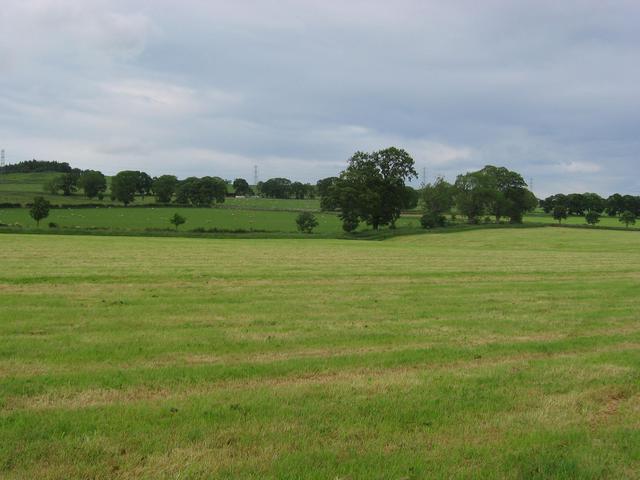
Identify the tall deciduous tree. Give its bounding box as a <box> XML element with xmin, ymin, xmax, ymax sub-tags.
<box><xmin>153</xmin><ymin>175</ymin><xmax>178</xmax><ymax>203</ymax></box>
<box><xmin>78</xmin><ymin>170</ymin><xmax>107</xmax><ymax>199</ymax></box>
<box><xmin>326</xmin><ymin>147</ymin><xmax>417</xmax><ymax>231</ymax></box>
<box><xmin>232</xmin><ymin>178</ymin><xmax>252</xmax><ymax>196</ymax></box>
<box><xmin>136</xmin><ymin>172</ymin><xmax>154</xmax><ymax>200</ymax></box>
<box><xmin>110</xmin><ymin>171</ymin><xmax>139</xmax><ymax>206</ymax></box>
<box><xmin>261</xmin><ymin>178</ymin><xmax>292</xmax><ymax>198</ymax></box>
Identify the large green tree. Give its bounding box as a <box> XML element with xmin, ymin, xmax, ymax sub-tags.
<box><xmin>261</xmin><ymin>178</ymin><xmax>292</xmax><ymax>199</ymax></box>
<box><xmin>232</xmin><ymin>178</ymin><xmax>252</xmax><ymax>196</ymax></box>
<box><xmin>175</xmin><ymin>177</ymin><xmax>227</xmax><ymax>206</ymax></box>
<box><xmin>326</xmin><ymin>147</ymin><xmax>417</xmax><ymax>231</ymax></box>
<box><xmin>78</xmin><ymin>170</ymin><xmax>107</xmax><ymax>199</ymax></box>
<box><xmin>45</xmin><ymin>170</ymin><xmax>81</xmax><ymax>196</ymax></box>
<box><xmin>454</xmin><ymin>166</ymin><xmax>535</xmax><ymax>224</ymax></box>
<box><xmin>153</xmin><ymin>175</ymin><xmax>178</xmax><ymax>203</ymax></box>
<box><xmin>420</xmin><ymin>177</ymin><xmax>455</xmax><ymax>228</ymax></box>
<box><xmin>479</xmin><ymin>165</ymin><xmax>536</xmax><ymax>223</ymax></box>
<box><xmin>135</xmin><ymin>172</ymin><xmax>154</xmax><ymax>200</ymax></box>
<box><xmin>318</xmin><ymin>177</ymin><xmax>339</xmax><ymax>211</ymax></box>
<box><xmin>110</xmin><ymin>171</ymin><xmax>139</xmax><ymax>206</ymax></box>
<box><xmin>453</xmin><ymin>171</ymin><xmax>495</xmax><ymax>224</ymax></box>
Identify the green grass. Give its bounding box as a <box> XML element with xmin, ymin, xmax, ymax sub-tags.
<box><xmin>525</xmin><ymin>211</ymin><xmax>627</xmax><ymax>227</ymax></box>
<box><xmin>0</xmin><ymin>172</ymin><xmax>137</xmax><ymax>206</ymax></box>
<box><xmin>0</xmin><ymin>172</ymin><xmax>322</xmax><ymax>210</ymax></box>
<box><xmin>1</xmin><ymin>228</ymin><xmax>639</xmax><ymax>478</ymax></box>
<box><xmin>0</xmin><ymin>207</ymin><xmax>422</xmax><ymax>233</ymax></box>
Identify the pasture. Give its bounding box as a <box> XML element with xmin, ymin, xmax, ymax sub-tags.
<box><xmin>0</xmin><ymin>207</ymin><xmax>424</xmax><ymax>233</ymax></box>
<box><xmin>1</xmin><ymin>228</ymin><xmax>639</xmax><ymax>478</ymax></box>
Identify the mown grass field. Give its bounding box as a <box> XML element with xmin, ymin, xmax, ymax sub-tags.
<box><xmin>1</xmin><ymin>228</ymin><xmax>639</xmax><ymax>479</ymax></box>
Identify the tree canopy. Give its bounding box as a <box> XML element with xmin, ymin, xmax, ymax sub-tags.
<box><xmin>322</xmin><ymin>147</ymin><xmax>417</xmax><ymax>231</ymax></box>
<box><xmin>78</xmin><ymin>170</ymin><xmax>107</xmax><ymax>199</ymax></box>
<box><xmin>29</xmin><ymin>197</ymin><xmax>51</xmax><ymax>226</ymax></box>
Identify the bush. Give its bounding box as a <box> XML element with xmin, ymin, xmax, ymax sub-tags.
<box><xmin>295</xmin><ymin>212</ymin><xmax>319</xmax><ymax>233</ymax></box>
<box><xmin>420</xmin><ymin>212</ymin><xmax>447</xmax><ymax>229</ymax></box>
<box><xmin>48</xmin><ymin>222</ymin><xmax>59</xmax><ymax>228</ymax></box>
<box><xmin>169</xmin><ymin>213</ymin><xmax>186</xmax><ymax>231</ymax></box>
<box><xmin>585</xmin><ymin>211</ymin><xmax>600</xmax><ymax>226</ymax></box>
<box><xmin>341</xmin><ymin>217</ymin><xmax>359</xmax><ymax>233</ymax></box>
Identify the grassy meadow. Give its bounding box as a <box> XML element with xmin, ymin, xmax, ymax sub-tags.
<box><xmin>0</xmin><ymin>206</ymin><xmax>343</xmax><ymax>232</ymax></box>
<box><xmin>1</xmin><ymin>227</ymin><xmax>639</xmax><ymax>478</ymax></box>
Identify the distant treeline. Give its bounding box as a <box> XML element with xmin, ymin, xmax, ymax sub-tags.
<box><xmin>0</xmin><ymin>159</ymin><xmax>73</xmax><ymax>174</ymax></box>
<box><xmin>540</xmin><ymin>193</ymin><xmax>640</xmax><ymax>217</ymax></box>
<box><xmin>0</xmin><ymin>160</ymin><xmax>318</xmax><ymax>206</ymax></box>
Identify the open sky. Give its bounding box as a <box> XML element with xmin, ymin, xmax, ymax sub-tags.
<box><xmin>1</xmin><ymin>0</ymin><xmax>639</xmax><ymax>196</ymax></box>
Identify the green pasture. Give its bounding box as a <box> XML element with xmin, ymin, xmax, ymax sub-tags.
<box><xmin>1</xmin><ymin>228</ymin><xmax>639</xmax><ymax>478</ymax></box>
<box><xmin>0</xmin><ymin>172</ymin><xmax>321</xmax><ymax>211</ymax></box>
<box><xmin>0</xmin><ymin>207</ymin><xmax>421</xmax><ymax>233</ymax></box>
<box><xmin>525</xmin><ymin>211</ymin><xmax>626</xmax><ymax>227</ymax></box>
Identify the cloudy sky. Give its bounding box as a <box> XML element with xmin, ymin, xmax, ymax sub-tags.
<box><xmin>1</xmin><ymin>0</ymin><xmax>639</xmax><ymax>196</ymax></box>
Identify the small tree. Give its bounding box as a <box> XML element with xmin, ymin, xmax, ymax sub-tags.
<box><xmin>619</xmin><ymin>211</ymin><xmax>636</xmax><ymax>228</ymax></box>
<box><xmin>296</xmin><ymin>212</ymin><xmax>319</xmax><ymax>233</ymax></box>
<box><xmin>30</xmin><ymin>197</ymin><xmax>51</xmax><ymax>227</ymax></box>
<box><xmin>552</xmin><ymin>205</ymin><xmax>568</xmax><ymax>224</ymax></box>
<box><xmin>170</xmin><ymin>213</ymin><xmax>186</xmax><ymax>231</ymax></box>
<box><xmin>585</xmin><ymin>211</ymin><xmax>600</xmax><ymax>226</ymax></box>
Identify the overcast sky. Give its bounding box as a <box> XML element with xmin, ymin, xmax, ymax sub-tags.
<box><xmin>1</xmin><ymin>0</ymin><xmax>639</xmax><ymax>196</ymax></box>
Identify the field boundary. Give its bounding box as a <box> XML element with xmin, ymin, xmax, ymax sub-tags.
<box><xmin>0</xmin><ymin>222</ymin><xmax>551</xmax><ymax>241</ymax></box>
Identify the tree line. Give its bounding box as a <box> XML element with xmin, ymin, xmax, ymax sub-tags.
<box><xmin>0</xmin><ymin>159</ymin><xmax>73</xmax><ymax>174</ymax></box>
<box><xmin>37</xmin><ymin>166</ymin><xmax>315</xmax><ymax>206</ymax></box>
<box><xmin>316</xmin><ymin>157</ymin><xmax>535</xmax><ymax>231</ymax></box>
<box><xmin>541</xmin><ymin>193</ymin><xmax>640</xmax><ymax>217</ymax></box>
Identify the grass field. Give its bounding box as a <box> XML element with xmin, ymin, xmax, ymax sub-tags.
<box><xmin>0</xmin><ymin>172</ymin><xmax>321</xmax><ymax>211</ymax></box>
<box><xmin>1</xmin><ymin>228</ymin><xmax>639</xmax><ymax>479</ymax></box>
<box><xmin>0</xmin><ymin>207</ymin><xmax>422</xmax><ymax>233</ymax></box>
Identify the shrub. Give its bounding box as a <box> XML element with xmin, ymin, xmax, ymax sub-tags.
<box><xmin>295</xmin><ymin>212</ymin><xmax>319</xmax><ymax>233</ymax></box>
<box><xmin>420</xmin><ymin>212</ymin><xmax>447</xmax><ymax>229</ymax></box>
<box><xmin>169</xmin><ymin>213</ymin><xmax>186</xmax><ymax>231</ymax></box>
<box><xmin>585</xmin><ymin>211</ymin><xmax>600</xmax><ymax>226</ymax></box>
<box><xmin>48</xmin><ymin>222</ymin><xmax>59</xmax><ymax>228</ymax></box>
<box><xmin>341</xmin><ymin>217</ymin><xmax>359</xmax><ymax>233</ymax></box>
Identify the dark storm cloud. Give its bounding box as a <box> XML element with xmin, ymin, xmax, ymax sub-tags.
<box><xmin>1</xmin><ymin>0</ymin><xmax>639</xmax><ymax>195</ymax></box>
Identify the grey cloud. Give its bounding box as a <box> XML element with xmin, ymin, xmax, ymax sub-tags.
<box><xmin>1</xmin><ymin>0</ymin><xmax>639</xmax><ymax>197</ymax></box>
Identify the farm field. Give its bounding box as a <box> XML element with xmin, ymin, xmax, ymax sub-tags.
<box><xmin>0</xmin><ymin>207</ymin><xmax>421</xmax><ymax>233</ymax></box>
<box><xmin>524</xmin><ymin>212</ymin><xmax>627</xmax><ymax>228</ymax></box>
<box><xmin>1</xmin><ymin>228</ymin><xmax>639</xmax><ymax>478</ymax></box>
<box><xmin>0</xmin><ymin>173</ymin><xmax>321</xmax><ymax>209</ymax></box>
